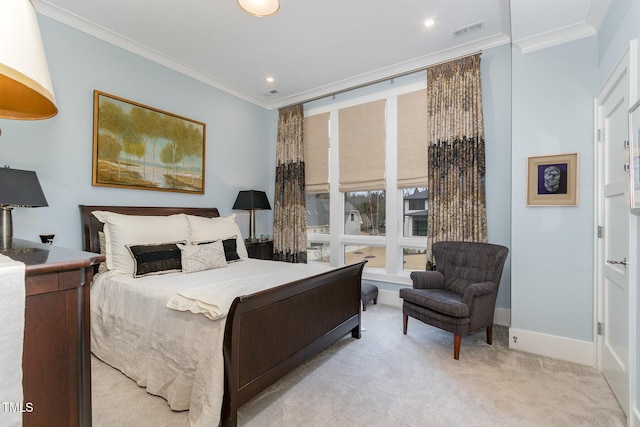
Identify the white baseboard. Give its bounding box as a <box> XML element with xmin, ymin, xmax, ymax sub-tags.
<box><xmin>375</xmin><ymin>289</ymin><xmax>512</xmax><ymax>327</ymax></box>
<box><xmin>377</xmin><ymin>288</ymin><xmax>402</xmax><ymax>308</ymax></box>
<box><xmin>631</xmin><ymin>406</ymin><xmax>640</xmax><ymax>427</ymax></box>
<box><xmin>508</xmin><ymin>328</ymin><xmax>594</xmax><ymax>367</ymax></box>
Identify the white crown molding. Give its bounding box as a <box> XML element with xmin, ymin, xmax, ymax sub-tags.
<box><xmin>35</xmin><ymin>0</ymin><xmax>510</xmax><ymax>110</ymax></box>
<box><xmin>270</xmin><ymin>33</ymin><xmax>511</xmax><ymax>110</ymax></box>
<box><xmin>513</xmin><ymin>21</ymin><xmax>597</xmax><ymax>54</ymax></box>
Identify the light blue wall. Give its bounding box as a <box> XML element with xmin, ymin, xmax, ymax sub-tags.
<box><xmin>0</xmin><ymin>16</ymin><xmax>277</xmax><ymax>250</ymax></box>
<box><xmin>511</xmin><ymin>36</ymin><xmax>598</xmax><ymax>341</ymax></box>
<box><xmin>482</xmin><ymin>44</ymin><xmax>512</xmax><ymax>310</ymax></box>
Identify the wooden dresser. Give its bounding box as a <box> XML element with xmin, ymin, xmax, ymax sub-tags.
<box><xmin>1</xmin><ymin>238</ymin><xmax>104</xmax><ymax>427</ymax></box>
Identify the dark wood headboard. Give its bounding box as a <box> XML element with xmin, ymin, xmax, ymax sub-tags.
<box><xmin>78</xmin><ymin>205</ymin><xmax>221</xmax><ymax>254</ymax></box>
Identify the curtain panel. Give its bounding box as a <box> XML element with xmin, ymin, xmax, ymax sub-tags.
<box><xmin>426</xmin><ymin>54</ymin><xmax>487</xmax><ymax>266</ymax></box>
<box><xmin>273</xmin><ymin>104</ymin><xmax>307</xmax><ymax>263</ymax></box>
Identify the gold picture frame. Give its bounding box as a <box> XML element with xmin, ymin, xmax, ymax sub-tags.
<box><xmin>526</xmin><ymin>153</ymin><xmax>578</xmax><ymax>206</ymax></box>
<box><xmin>92</xmin><ymin>90</ymin><xmax>206</xmax><ymax>194</ymax></box>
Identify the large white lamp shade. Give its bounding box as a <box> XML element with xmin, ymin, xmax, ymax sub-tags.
<box><xmin>0</xmin><ymin>0</ymin><xmax>57</xmax><ymax>120</ymax></box>
<box><xmin>237</xmin><ymin>0</ymin><xmax>280</xmax><ymax>17</ymax></box>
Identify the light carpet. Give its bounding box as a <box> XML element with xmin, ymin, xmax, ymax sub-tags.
<box><xmin>92</xmin><ymin>304</ymin><xmax>626</xmax><ymax>426</ymax></box>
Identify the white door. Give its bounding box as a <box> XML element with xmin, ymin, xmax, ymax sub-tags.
<box><xmin>596</xmin><ymin>47</ymin><xmax>632</xmax><ymax>416</ymax></box>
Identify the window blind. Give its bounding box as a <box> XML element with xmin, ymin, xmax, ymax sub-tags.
<box><xmin>338</xmin><ymin>99</ymin><xmax>386</xmax><ymax>192</ymax></box>
<box><xmin>303</xmin><ymin>113</ymin><xmax>330</xmax><ymax>193</ymax></box>
<box><xmin>397</xmin><ymin>89</ymin><xmax>428</xmax><ymax>188</ymax></box>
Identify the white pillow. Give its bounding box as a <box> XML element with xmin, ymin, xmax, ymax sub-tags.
<box><xmin>92</xmin><ymin>211</ymin><xmax>190</xmax><ymax>274</ymax></box>
<box><xmin>186</xmin><ymin>214</ymin><xmax>248</xmax><ymax>259</ymax></box>
<box><xmin>178</xmin><ymin>241</ymin><xmax>227</xmax><ymax>273</ymax></box>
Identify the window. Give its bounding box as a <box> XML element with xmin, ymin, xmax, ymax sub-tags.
<box><xmin>408</xmin><ymin>199</ymin><xmax>423</xmax><ymax>211</ymax></box>
<box><xmin>306</xmin><ymin>193</ymin><xmax>330</xmax><ymax>234</ymax></box>
<box><xmin>402</xmin><ymin>187</ymin><xmax>427</xmax><ymax>238</ymax></box>
<box><xmin>345</xmin><ymin>245</ymin><xmax>386</xmax><ymax>269</ymax></box>
<box><xmin>344</xmin><ymin>191</ymin><xmax>386</xmax><ymax>236</ymax></box>
<box><xmin>402</xmin><ymin>248</ymin><xmax>427</xmax><ymax>271</ymax></box>
<box><xmin>307</xmin><ymin>242</ymin><xmax>330</xmax><ymax>262</ymax></box>
<box><xmin>304</xmin><ymin>80</ymin><xmax>429</xmax><ymax>281</ymax></box>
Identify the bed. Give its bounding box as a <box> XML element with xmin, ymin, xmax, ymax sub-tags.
<box><xmin>79</xmin><ymin>205</ymin><xmax>365</xmax><ymax>427</ymax></box>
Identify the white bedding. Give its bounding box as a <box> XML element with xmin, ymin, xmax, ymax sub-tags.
<box><xmin>90</xmin><ymin>258</ymin><xmax>334</xmax><ymax>427</ymax></box>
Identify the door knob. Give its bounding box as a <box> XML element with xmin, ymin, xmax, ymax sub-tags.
<box><xmin>606</xmin><ymin>257</ymin><xmax>628</xmax><ymax>266</ymax></box>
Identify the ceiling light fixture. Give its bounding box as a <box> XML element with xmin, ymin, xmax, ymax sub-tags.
<box><xmin>266</xmin><ymin>76</ymin><xmax>275</xmax><ymax>83</ymax></box>
<box><xmin>237</xmin><ymin>0</ymin><xmax>280</xmax><ymax>17</ymax></box>
<box><xmin>424</xmin><ymin>19</ymin><xmax>435</xmax><ymax>28</ymax></box>
<box><xmin>0</xmin><ymin>0</ymin><xmax>58</xmax><ymax>119</ymax></box>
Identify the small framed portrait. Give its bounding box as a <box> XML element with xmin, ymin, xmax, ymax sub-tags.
<box><xmin>526</xmin><ymin>153</ymin><xmax>578</xmax><ymax>206</ymax></box>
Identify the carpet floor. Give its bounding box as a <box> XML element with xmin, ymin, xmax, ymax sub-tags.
<box><xmin>92</xmin><ymin>304</ymin><xmax>626</xmax><ymax>426</ymax></box>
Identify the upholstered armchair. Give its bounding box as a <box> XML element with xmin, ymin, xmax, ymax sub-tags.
<box><xmin>400</xmin><ymin>241</ymin><xmax>509</xmax><ymax>360</ymax></box>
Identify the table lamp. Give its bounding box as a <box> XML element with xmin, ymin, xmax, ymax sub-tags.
<box><xmin>233</xmin><ymin>190</ymin><xmax>271</xmax><ymax>242</ymax></box>
<box><xmin>0</xmin><ymin>167</ymin><xmax>48</xmax><ymax>249</ymax></box>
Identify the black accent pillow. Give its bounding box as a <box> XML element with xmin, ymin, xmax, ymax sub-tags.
<box><xmin>222</xmin><ymin>238</ymin><xmax>241</xmax><ymax>262</ymax></box>
<box><xmin>126</xmin><ymin>242</ymin><xmax>183</xmax><ymax>278</ymax></box>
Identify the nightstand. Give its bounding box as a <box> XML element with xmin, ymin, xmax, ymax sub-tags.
<box><xmin>1</xmin><ymin>238</ymin><xmax>104</xmax><ymax>427</ymax></box>
<box><xmin>245</xmin><ymin>239</ymin><xmax>273</xmax><ymax>260</ymax></box>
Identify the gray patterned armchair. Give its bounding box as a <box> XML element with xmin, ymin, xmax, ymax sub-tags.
<box><xmin>400</xmin><ymin>241</ymin><xmax>509</xmax><ymax>360</ymax></box>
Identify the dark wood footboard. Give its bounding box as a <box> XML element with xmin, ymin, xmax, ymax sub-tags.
<box><xmin>221</xmin><ymin>261</ymin><xmax>366</xmax><ymax>427</ymax></box>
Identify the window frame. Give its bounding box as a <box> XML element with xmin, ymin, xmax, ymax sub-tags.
<box><xmin>305</xmin><ymin>80</ymin><xmax>428</xmax><ymax>285</ymax></box>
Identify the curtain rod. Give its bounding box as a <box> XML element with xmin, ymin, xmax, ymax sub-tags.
<box><xmin>280</xmin><ymin>51</ymin><xmax>482</xmax><ymax>109</ymax></box>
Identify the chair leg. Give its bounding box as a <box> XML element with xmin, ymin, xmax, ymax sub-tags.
<box><xmin>486</xmin><ymin>326</ymin><xmax>493</xmax><ymax>345</ymax></box>
<box><xmin>453</xmin><ymin>335</ymin><xmax>461</xmax><ymax>360</ymax></box>
<box><xmin>402</xmin><ymin>314</ymin><xmax>408</xmax><ymax>334</ymax></box>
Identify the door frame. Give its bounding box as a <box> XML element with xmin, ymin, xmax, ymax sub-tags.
<box><xmin>594</xmin><ymin>39</ymin><xmax>638</xmax><ymax>421</ymax></box>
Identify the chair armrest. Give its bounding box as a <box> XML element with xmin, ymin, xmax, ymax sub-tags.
<box><xmin>409</xmin><ymin>270</ymin><xmax>445</xmax><ymax>290</ymax></box>
<box><xmin>462</xmin><ymin>281</ymin><xmax>496</xmax><ymax>305</ymax></box>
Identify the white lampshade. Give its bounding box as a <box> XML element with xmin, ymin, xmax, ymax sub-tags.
<box><xmin>237</xmin><ymin>0</ymin><xmax>280</xmax><ymax>17</ymax></box>
<box><xmin>0</xmin><ymin>0</ymin><xmax>57</xmax><ymax>120</ymax></box>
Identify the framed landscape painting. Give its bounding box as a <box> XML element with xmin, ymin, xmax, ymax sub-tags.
<box><xmin>92</xmin><ymin>91</ymin><xmax>206</xmax><ymax>194</ymax></box>
<box><xmin>526</xmin><ymin>153</ymin><xmax>578</xmax><ymax>206</ymax></box>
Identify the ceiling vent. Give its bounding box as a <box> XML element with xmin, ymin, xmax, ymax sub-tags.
<box><xmin>262</xmin><ymin>89</ymin><xmax>279</xmax><ymax>97</ymax></box>
<box><xmin>452</xmin><ymin>21</ymin><xmax>484</xmax><ymax>38</ymax></box>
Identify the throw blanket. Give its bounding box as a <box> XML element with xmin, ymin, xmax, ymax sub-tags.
<box><xmin>0</xmin><ymin>254</ymin><xmax>26</xmax><ymax>427</ymax></box>
<box><xmin>166</xmin><ymin>260</ymin><xmax>334</xmax><ymax>319</ymax></box>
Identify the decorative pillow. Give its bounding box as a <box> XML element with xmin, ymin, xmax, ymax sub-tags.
<box><xmin>222</xmin><ymin>237</ymin><xmax>241</xmax><ymax>262</ymax></box>
<box><xmin>178</xmin><ymin>240</ymin><xmax>227</xmax><ymax>273</ymax></box>
<box><xmin>126</xmin><ymin>242</ymin><xmax>183</xmax><ymax>278</ymax></box>
<box><xmin>187</xmin><ymin>214</ymin><xmax>248</xmax><ymax>259</ymax></box>
<box><xmin>97</xmin><ymin>230</ymin><xmax>108</xmax><ymax>274</ymax></box>
<box><xmin>92</xmin><ymin>211</ymin><xmax>190</xmax><ymax>274</ymax></box>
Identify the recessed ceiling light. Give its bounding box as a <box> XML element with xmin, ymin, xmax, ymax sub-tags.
<box><xmin>266</xmin><ymin>76</ymin><xmax>275</xmax><ymax>83</ymax></box>
<box><xmin>424</xmin><ymin>19</ymin><xmax>435</xmax><ymax>28</ymax></box>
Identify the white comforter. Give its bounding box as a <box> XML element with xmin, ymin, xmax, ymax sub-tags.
<box><xmin>90</xmin><ymin>259</ymin><xmax>333</xmax><ymax>427</ymax></box>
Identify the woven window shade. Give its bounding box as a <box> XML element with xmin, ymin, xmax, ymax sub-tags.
<box><xmin>338</xmin><ymin>99</ymin><xmax>386</xmax><ymax>192</ymax></box>
<box><xmin>397</xmin><ymin>89</ymin><xmax>428</xmax><ymax>188</ymax></box>
<box><xmin>303</xmin><ymin>113</ymin><xmax>330</xmax><ymax>194</ymax></box>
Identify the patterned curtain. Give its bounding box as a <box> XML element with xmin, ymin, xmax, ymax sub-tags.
<box><xmin>426</xmin><ymin>54</ymin><xmax>487</xmax><ymax>267</ymax></box>
<box><xmin>273</xmin><ymin>104</ymin><xmax>307</xmax><ymax>263</ymax></box>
